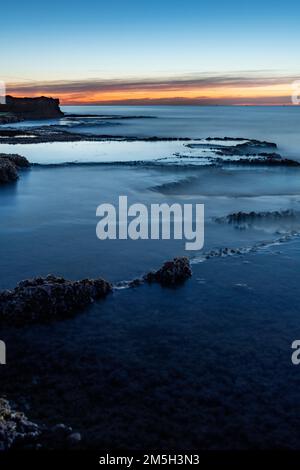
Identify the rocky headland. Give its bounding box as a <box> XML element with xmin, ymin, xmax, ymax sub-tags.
<box><xmin>0</xmin><ymin>95</ymin><xmax>64</xmax><ymax>123</ymax></box>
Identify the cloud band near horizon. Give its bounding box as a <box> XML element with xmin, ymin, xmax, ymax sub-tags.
<box><xmin>6</xmin><ymin>72</ymin><xmax>299</xmax><ymax>105</ymax></box>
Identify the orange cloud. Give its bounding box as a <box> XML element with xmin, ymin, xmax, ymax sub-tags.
<box><xmin>7</xmin><ymin>72</ymin><xmax>297</xmax><ymax>105</ymax></box>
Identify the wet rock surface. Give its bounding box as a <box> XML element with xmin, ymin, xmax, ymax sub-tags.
<box><xmin>221</xmin><ymin>156</ymin><xmax>300</xmax><ymax>167</ymax></box>
<box><xmin>0</xmin><ymin>121</ymin><xmax>299</xmax><ymax>169</ymax></box>
<box><xmin>145</xmin><ymin>257</ymin><xmax>192</xmax><ymax>286</ymax></box>
<box><xmin>215</xmin><ymin>209</ymin><xmax>298</xmax><ymax>226</ymax></box>
<box><xmin>0</xmin><ymin>153</ymin><xmax>30</xmax><ymax>184</ymax></box>
<box><xmin>0</xmin><ymin>399</ymin><xmax>81</xmax><ymax>450</ymax></box>
<box><xmin>185</xmin><ymin>138</ymin><xmax>300</xmax><ymax>167</ymax></box>
<box><xmin>0</xmin><ymin>132</ymin><xmax>298</xmax><ymax>169</ymax></box>
<box><xmin>0</xmin><ymin>275</ymin><xmax>112</xmax><ymax>326</ymax></box>
<box><xmin>190</xmin><ymin>230</ymin><xmax>300</xmax><ymax>264</ymax></box>
<box><xmin>0</xmin><ymin>125</ymin><xmax>194</xmax><ymax>144</ymax></box>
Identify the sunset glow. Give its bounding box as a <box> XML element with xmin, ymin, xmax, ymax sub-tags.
<box><xmin>2</xmin><ymin>0</ymin><xmax>299</xmax><ymax>106</ymax></box>
<box><xmin>7</xmin><ymin>77</ymin><xmax>296</xmax><ymax>105</ymax></box>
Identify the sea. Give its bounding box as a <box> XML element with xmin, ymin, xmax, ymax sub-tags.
<box><xmin>1</xmin><ymin>106</ymin><xmax>300</xmax><ymax>449</ymax></box>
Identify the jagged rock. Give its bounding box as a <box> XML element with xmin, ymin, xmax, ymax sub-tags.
<box><xmin>0</xmin><ymin>399</ymin><xmax>81</xmax><ymax>450</ymax></box>
<box><xmin>0</xmin><ymin>153</ymin><xmax>30</xmax><ymax>184</ymax></box>
<box><xmin>144</xmin><ymin>257</ymin><xmax>192</xmax><ymax>286</ymax></box>
<box><xmin>0</xmin><ymin>274</ymin><xmax>112</xmax><ymax>326</ymax></box>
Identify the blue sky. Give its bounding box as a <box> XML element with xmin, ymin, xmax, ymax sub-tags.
<box><xmin>2</xmin><ymin>0</ymin><xmax>300</xmax><ymax>103</ymax></box>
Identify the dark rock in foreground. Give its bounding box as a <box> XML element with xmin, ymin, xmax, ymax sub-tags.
<box><xmin>0</xmin><ymin>274</ymin><xmax>112</xmax><ymax>326</ymax></box>
<box><xmin>145</xmin><ymin>257</ymin><xmax>192</xmax><ymax>286</ymax></box>
<box><xmin>0</xmin><ymin>398</ymin><xmax>81</xmax><ymax>450</ymax></box>
<box><xmin>0</xmin><ymin>153</ymin><xmax>30</xmax><ymax>184</ymax></box>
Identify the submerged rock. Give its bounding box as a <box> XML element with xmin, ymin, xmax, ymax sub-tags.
<box><xmin>0</xmin><ymin>398</ymin><xmax>81</xmax><ymax>450</ymax></box>
<box><xmin>145</xmin><ymin>257</ymin><xmax>192</xmax><ymax>286</ymax></box>
<box><xmin>0</xmin><ymin>153</ymin><xmax>30</xmax><ymax>184</ymax></box>
<box><xmin>0</xmin><ymin>274</ymin><xmax>112</xmax><ymax>326</ymax></box>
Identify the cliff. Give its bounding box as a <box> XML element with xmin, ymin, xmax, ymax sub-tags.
<box><xmin>0</xmin><ymin>95</ymin><xmax>64</xmax><ymax>121</ymax></box>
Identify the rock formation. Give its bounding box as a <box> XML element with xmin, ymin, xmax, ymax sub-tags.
<box><xmin>145</xmin><ymin>256</ymin><xmax>192</xmax><ymax>286</ymax></box>
<box><xmin>0</xmin><ymin>95</ymin><xmax>64</xmax><ymax>120</ymax></box>
<box><xmin>0</xmin><ymin>274</ymin><xmax>112</xmax><ymax>326</ymax></box>
<box><xmin>0</xmin><ymin>399</ymin><xmax>81</xmax><ymax>450</ymax></box>
<box><xmin>0</xmin><ymin>153</ymin><xmax>30</xmax><ymax>184</ymax></box>
<box><xmin>215</xmin><ymin>209</ymin><xmax>297</xmax><ymax>226</ymax></box>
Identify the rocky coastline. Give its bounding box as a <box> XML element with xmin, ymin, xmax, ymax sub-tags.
<box><xmin>1</xmin><ymin>99</ymin><xmax>300</xmax><ymax>451</ymax></box>
<box><xmin>0</xmin><ymin>125</ymin><xmax>194</xmax><ymax>145</ymax></box>
<box><xmin>0</xmin><ymin>96</ymin><xmax>64</xmax><ymax>122</ymax></box>
<box><xmin>0</xmin><ymin>256</ymin><xmax>192</xmax><ymax>447</ymax></box>
<box><xmin>0</xmin><ymin>257</ymin><xmax>192</xmax><ymax>327</ymax></box>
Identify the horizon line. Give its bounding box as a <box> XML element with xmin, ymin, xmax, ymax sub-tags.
<box><xmin>5</xmin><ymin>71</ymin><xmax>300</xmax><ymax>107</ymax></box>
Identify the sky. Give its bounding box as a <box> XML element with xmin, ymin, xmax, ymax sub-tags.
<box><xmin>1</xmin><ymin>0</ymin><xmax>300</xmax><ymax>105</ymax></box>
